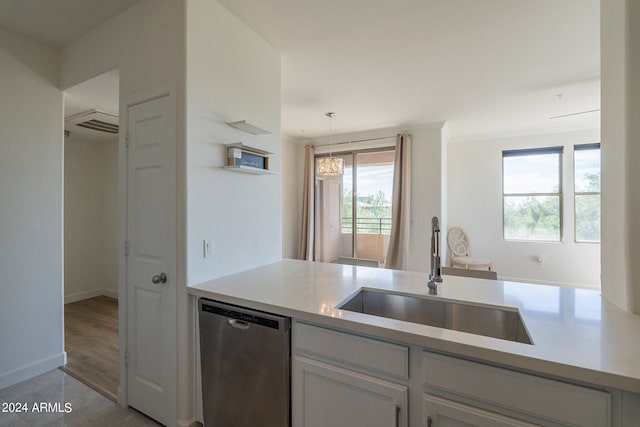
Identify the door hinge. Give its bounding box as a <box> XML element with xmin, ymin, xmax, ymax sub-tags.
<box><xmin>125</xmin><ymin>133</ymin><xmax>129</xmax><ymax>148</ymax></box>
<box><xmin>124</xmin><ymin>350</ymin><xmax>129</xmax><ymax>367</ymax></box>
<box><xmin>124</xmin><ymin>240</ymin><xmax>129</xmax><ymax>257</ymax></box>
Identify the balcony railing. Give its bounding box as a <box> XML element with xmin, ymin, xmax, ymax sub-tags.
<box><xmin>342</xmin><ymin>217</ymin><xmax>392</xmax><ymax>235</ymax></box>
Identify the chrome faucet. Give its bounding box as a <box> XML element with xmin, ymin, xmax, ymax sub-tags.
<box><xmin>427</xmin><ymin>216</ymin><xmax>443</xmax><ymax>294</ymax></box>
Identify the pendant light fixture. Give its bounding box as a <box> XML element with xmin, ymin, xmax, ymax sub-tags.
<box><xmin>316</xmin><ymin>112</ymin><xmax>344</xmax><ymax>176</ymax></box>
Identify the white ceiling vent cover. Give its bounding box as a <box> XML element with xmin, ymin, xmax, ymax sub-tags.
<box><xmin>65</xmin><ymin>109</ymin><xmax>119</xmax><ymax>141</ymax></box>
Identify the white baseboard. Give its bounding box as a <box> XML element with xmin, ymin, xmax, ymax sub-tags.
<box><xmin>0</xmin><ymin>352</ymin><xmax>66</xmax><ymax>390</ymax></box>
<box><xmin>65</xmin><ymin>288</ymin><xmax>119</xmax><ymax>304</ymax></box>
<box><xmin>102</xmin><ymin>289</ymin><xmax>119</xmax><ymax>300</ymax></box>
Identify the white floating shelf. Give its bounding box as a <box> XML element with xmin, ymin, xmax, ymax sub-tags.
<box><xmin>223</xmin><ymin>165</ymin><xmax>276</xmax><ymax>175</ymax></box>
<box><xmin>226</xmin><ymin>120</ymin><xmax>271</xmax><ymax>135</ymax></box>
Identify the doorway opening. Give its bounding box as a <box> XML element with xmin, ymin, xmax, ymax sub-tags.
<box><xmin>62</xmin><ymin>69</ymin><xmax>120</xmax><ymax>401</ymax></box>
<box><xmin>315</xmin><ymin>148</ymin><xmax>396</xmax><ymax>266</ymax></box>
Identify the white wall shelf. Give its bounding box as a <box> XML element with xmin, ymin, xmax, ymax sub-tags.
<box><xmin>226</xmin><ymin>120</ymin><xmax>271</xmax><ymax>135</ymax></box>
<box><xmin>222</xmin><ymin>165</ymin><xmax>276</xmax><ymax>175</ymax></box>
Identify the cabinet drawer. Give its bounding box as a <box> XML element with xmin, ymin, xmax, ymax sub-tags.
<box><xmin>422</xmin><ymin>352</ymin><xmax>610</xmax><ymax>427</ymax></box>
<box><xmin>294</xmin><ymin>322</ymin><xmax>409</xmax><ymax>380</ymax></box>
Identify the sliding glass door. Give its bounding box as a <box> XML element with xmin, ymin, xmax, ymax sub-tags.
<box><xmin>315</xmin><ymin>148</ymin><xmax>395</xmax><ymax>266</ymax></box>
<box><xmin>314</xmin><ymin>154</ymin><xmax>352</xmax><ymax>263</ymax></box>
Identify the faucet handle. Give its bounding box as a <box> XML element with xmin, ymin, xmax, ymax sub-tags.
<box><xmin>427</xmin><ymin>279</ymin><xmax>439</xmax><ymax>294</ymax></box>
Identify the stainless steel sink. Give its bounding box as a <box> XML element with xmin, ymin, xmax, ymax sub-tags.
<box><xmin>338</xmin><ymin>289</ymin><xmax>532</xmax><ymax>344</ymax></box>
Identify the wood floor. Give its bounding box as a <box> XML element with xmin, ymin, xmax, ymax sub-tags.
<box><xmin>63</xmin><ymin>295</ymin><xmax>119</xmax><ymax>401</ymax></box>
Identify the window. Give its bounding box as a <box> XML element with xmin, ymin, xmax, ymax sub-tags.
<box><xmin>502</xmin><ymin>147</ymin><xmax>563</xmax><ymax>241</ymax></box>
<box><xmin>314</xmin><ymin>148</ymin><xmax>395</xmax><ymax>265</ymax></box>
<box><xmin>574</xmin><ymin>144</ymin><xmax>601</xmax><ymax>242</ymax></box>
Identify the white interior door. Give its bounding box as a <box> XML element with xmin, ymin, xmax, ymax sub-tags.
<box><xmin>126</xmin><ymin>93</ymin><xmax>176</xmax><ymax>426</ymax></box>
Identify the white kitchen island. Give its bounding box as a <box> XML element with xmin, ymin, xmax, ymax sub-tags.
<box><xmin>189</xmin><ymin>259</ymin><xmax>640</xmax><ymax>426</ymax></box>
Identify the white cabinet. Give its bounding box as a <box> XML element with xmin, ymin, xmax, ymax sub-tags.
<box><xmin>293</xmin><ymin>322</ymin><xmax>409</xmax><ymax>380</ymax></box>
<box><xmin>423</xmin><ymin>394</ymin><xmax>538</xmax><ymax>427</ymax></box>
<box><xmin>293</xmin><ymin>356</ymin><xmax>407</xmax><ymax>427</ymax></box>
<box><xmin>422</xmin><ymin>351</ymin><xmax>610</xmax><ymax>427</ymax></box>
<box><xmin>292</xmin><ymin>322</ymin><xmax>409</xmax><ymax>427</ymax></box>
<box><xmin>291</xmin><ymin>321</ymin><xmax>613</xmax><ymax>427</ymax></box>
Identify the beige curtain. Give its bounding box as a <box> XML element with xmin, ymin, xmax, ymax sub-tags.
<box><xmin>386</xmin><ymin>134</ymin><xmax>412</xmax><ymax>270</ymax></box>
<box><xmin>299</xmin><ymin>145</ymin><xmax>315</xmax><ymax>260</ymax></box>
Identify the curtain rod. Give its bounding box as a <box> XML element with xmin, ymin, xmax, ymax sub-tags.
<box><xmin>314</xmin><ymin>135</ymin><xmax>397</xmax><ymax>148</ymax></box>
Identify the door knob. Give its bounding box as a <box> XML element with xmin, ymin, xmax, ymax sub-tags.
<box><xmin>152</xmin><ymin>273</ymin><xmax>167</xmax><ymax>284</ymax></box>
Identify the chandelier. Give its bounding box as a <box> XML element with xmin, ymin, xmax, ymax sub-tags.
<box><xmin>316</xmin><ymin>112</ymin><xmax>344</xmax><ymax>176</ymax></box>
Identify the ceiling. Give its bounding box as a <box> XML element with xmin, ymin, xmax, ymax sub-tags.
<box><xmin>219</xmin><ymin>0</ymin><xmax>600</xmax><ymax>141</ymax></box>
<box><xmin>64</xmin><ymin>69</ymin><xmax>119</xmax><ymax>118</ymax></box>
<box><xmin>0</xmin><ymin>0</ymin><xmax>141</xmax><ymax>48</ymax></box>
<box><xmin>0</xmin><ymin>1</ymin><xmax>127</xmax><ymax>139</ymax></box>
<box><xmin>1</xmin><ymin>0</ymin><xmax>600</xmax><ymax>142</ymax></box>
<box><xmin>64</xmin><ymin>69</ymin><xmax>119</xmax><ymax>141</ymax></box>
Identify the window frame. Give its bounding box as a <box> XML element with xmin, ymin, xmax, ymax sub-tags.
<box><xmin>573</xmin><ymin>143</ymin><xmax>601</xmax><ymax>244</ymax></box>
<box><xmin>502</xmin><ymin>146</ymin><xmax>564</xmax><ymax>242</ymax></box>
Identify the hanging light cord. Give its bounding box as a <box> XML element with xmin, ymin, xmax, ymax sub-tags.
<box><xmin>326</xmin><ymin>112</ymin><xmax>336</xmax><ymax>156</ymax></box>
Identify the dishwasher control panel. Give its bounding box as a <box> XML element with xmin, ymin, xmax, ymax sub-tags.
<box><xmin>201</xmin><ymin>301</ymin><xmax>282</xmax><ymax>329</ymax></box>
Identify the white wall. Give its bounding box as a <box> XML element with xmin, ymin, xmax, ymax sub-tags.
<box><xmin>61</xmin><ymin>1</ymin><xmax>280</xmax><ymax>423</ymax></box>
<box><xmin>185</xmin><ymin>0</ymin><xmax>282</xmax><ymax>285</ymax></box>
<box><xmin>60</xmin><ymin>0</ymin><xmax>184</xmax><ymax>96</ymax></box>
<box><xmin>290</xmin><ymin>122</ymin><xmax>446</xmax><ymax>273</ymax></box>
<box><xmin>60</xmin><ymin>1</ymin><xmax>188</xmax><ymax>423</ymax></box>
<box><xmin>0</xmin><ymin>28</ymin><xmax>64</xmax><ymax>389</ymax></box>
<box><xmin>102</xmin><ymin>139</ymin><xmax>120</xmax><ymax>298</ymax></box>
<box><xmin>440</xmin><ymin>124</ymin><xmax>450</xmax><ymax>246</ymax></box>
<box><xmin>628</xmin><ymin>1</ymin><xmax>640</xmax><ymax>313</ymax></box>
<box><xmin>282</xmin><ymin>137</ymin><xmax>304</xmax><ymax>259</ymax></box>
<box><xmin>600</xmin><ymin>0</ymin><xmax>640</xmax><ymax>312</ymax></box>
<box><xmin>64</xmin><ymin>136</ymin><xmax>118</xmax><ymax>303</ymax></box>
<box><xmin>447</xmin><ymin>128</ymin><xmax>601</xmax><ymax>288</ymax></box>
<box><xmin>409</xmin><ymin>125</ymin><xmax>445</xmax><ymax>272</ymax></box>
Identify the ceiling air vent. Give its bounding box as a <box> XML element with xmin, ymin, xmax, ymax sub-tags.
<box><xmin>76</xmin><ymin>119</ymin><xmax>118</xmax><ymax>134</ymax></box>
<box><xmin>65</xmin><ymin>110</ymin><xmax>119</xmax><ymax>141</ymax></box>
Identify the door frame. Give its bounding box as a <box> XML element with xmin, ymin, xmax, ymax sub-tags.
<box><xmin>117</xmin><ymin>84</ymin><xmax>180</xmax><ymax>424</ymax></box>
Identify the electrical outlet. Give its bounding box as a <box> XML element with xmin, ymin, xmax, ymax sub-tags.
<box><xmin>203</xmin><ymin>240</ymin><xmax>214</xmax><ymax>258</ymax></box>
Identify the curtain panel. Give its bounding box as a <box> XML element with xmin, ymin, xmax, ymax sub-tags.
<box><xmin>386</xmin><ymin>134</ymin><xmax>412</xmax><ymax>270</ymax></box>
<box><xmin>299</xmin><ymin>144</ymin><xmax>315</xmax><ymax>260</ymax></box>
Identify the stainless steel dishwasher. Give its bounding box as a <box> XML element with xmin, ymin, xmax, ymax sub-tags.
<box><xmin>199</xmin><ymin>298</ymin><xmax>291</xmax><ymax>427</ymax></box>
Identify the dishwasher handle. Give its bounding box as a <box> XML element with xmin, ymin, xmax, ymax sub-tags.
<box><xmin>228</xmin><ymin>319</ymin><xmax>250</xmax><ymax>330</ymax></box>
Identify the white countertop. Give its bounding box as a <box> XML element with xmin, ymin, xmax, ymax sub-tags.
<box><xmin>188</xmin><ymin>259</ymin><xmax>640</xmax><ymax>393</ymax></box>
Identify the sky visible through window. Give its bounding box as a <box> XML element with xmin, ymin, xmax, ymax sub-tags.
<box><xmin>343</xmin><ymin>165</ymin><xmax>394</xmax><ymax>200</ymax></box>
<box><xmin>503</xmin><ymin>154</ymin><xmax>559</xmax><ymax>194</ymax></box>
<box><xmin>574</xmin><ymin>147</ymin><xmax>601</xmax><ymax>242</ymax></box>
<box><xmin>575</xmin><ymin>149</ymin><xmax>600</xmax><ymax>192</ymax></box>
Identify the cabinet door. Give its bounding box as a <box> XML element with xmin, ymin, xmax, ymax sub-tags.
<box><xmin>293</xmin><ymin>356</ymin><xmax>408</xmax><ymax>427</ymax></box>
<box><xmin>423</xmin><ymin>394</ymin><xmax>539</xmax><ymax>427</ymax></box>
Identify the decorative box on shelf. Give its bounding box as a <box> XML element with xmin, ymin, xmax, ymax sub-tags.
<box><xmin>224</xmin><ymin>143</ymin><xmax>275</xmax><ymax>175</ymax></box>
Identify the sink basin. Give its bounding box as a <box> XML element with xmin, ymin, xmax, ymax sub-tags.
<box><xmin>337</xmin><ymin>289</ymin><xmax>532</xmax><ymax>344</ymax></box>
